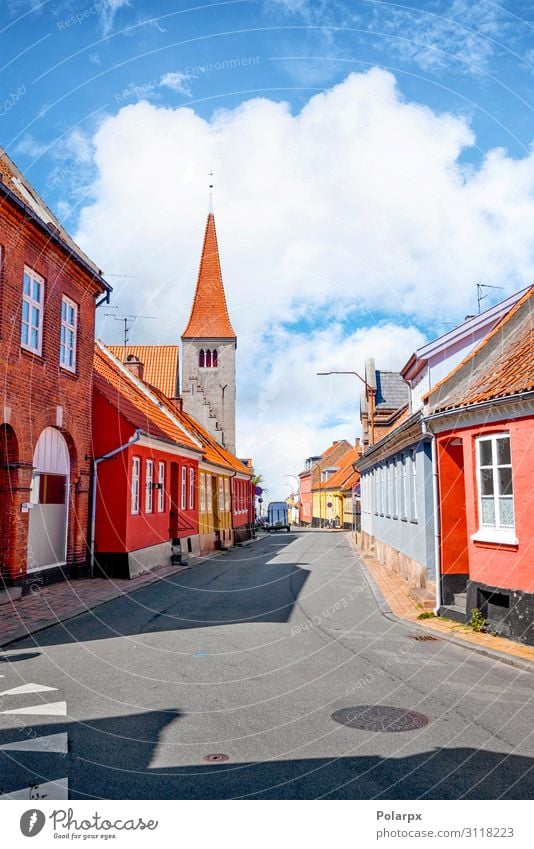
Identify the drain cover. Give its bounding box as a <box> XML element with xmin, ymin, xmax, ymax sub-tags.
<box><xmin>411</xmin><ymin>634</ymin><xmax>439</xmax><ymax>641</ymax></box>
<box><xmin>203</xmin><ymin>753</ymin><xmax>229</xmax><ymax>762</ymax></box>
<box><xmin>332</xmin><ymin>705</ymin><xmax>429</xmax><ymax>732</ymax></box>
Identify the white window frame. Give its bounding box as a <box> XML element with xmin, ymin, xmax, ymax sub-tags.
<box><xmin>60</xmin><ymin>295</ymin><xmax>77</xmax><ymax>372</ymax></box>
<box><xmin>145</xmin><ymin>459</ymin><xmax>154</xmax><ymax>512</ymax></box>
<box><xmin>206</xmin><ymin>475</ymin><xmax>212</xmax><ymax>512</ymax></box>
<box><xmin>410</xmin><ymin>449</ymin><xmax>418</xmax><ymax>522</ymax></box>
<box><xmin>392</xmin><ymin>459</ymin><xmax>398</xmax><ymax>518</ymax></box>
<box><xmin>385</xmin><ymin>463</ymin><xmax>390</xmax><ymax>517</ymax></box>
<box><xmin>224</xmin><ymin>477</ymin><xmax>231</xmax><ymax>512</ymax></box>
<box><xmin>401</xmin><ymin>454</ymin><xmax>407</xmax><ymax>519</ymax></box>
<box><xmin>219</xmin><ymin>477</ymin><xmax>225</xmax><ymax>513</ymax></box>
<box><xmin>131</xmin><ymin>457</ymin><xmax>140</xmax><ymax>515</ymax></box>
<box><xmin>472</xmin><ymin>433</ymin><xmax>517</xmax><ymax>545</ymax></box>
<box><xmin>21</xmin><ymin>266</ymin><xmax>44</xmax><ymax>356</ymax></box>
<box><xmin>181</xmin><ymin>466</ymin><xmax>187</xmax><ymax>510</ymax></box>
<box><xmin>200</xmin><ymin>472</ymin><xmax>206</xmax><ymax>512</ymax></box>
<box><xmin>189</xmin><ymin>468</ymin><xmax>195</xmax><ymax>510</ymax></box>
<box><xmin>158</xmin><ymin>461</ymin><xmax>165</xmax><ymax>513</ymax></box>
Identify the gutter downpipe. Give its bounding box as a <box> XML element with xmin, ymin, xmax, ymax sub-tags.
<box><xmin>422</xmin><ymin>418</ymin><xmax>441</xmax><ymax>616</ymax></box>
<box><xmin>90</xmin><ymin>429</ymin><xmax>143</xmax><ymax>578</ymax></box>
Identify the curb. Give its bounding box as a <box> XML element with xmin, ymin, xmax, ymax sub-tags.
<box><xmin>350</xmin><ymin>539</ymin><xmax>534</xmax><ymax>674</ymax></box>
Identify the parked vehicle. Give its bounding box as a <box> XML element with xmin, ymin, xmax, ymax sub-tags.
<box><xmin>266</xmin><ymin>502</ymin><xmax>290</xmax><ymax>532</ymax></box>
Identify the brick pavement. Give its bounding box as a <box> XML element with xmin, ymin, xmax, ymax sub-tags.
<box><xmin>349</xmin><ymin>537</ymin><xmax>534</xmax><ymax>671</ymax></box>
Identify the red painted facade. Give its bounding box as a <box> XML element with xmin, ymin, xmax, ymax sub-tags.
<box><xmin>438</xmin><ymin>417</ymin><xmax>533</xmax><ymax>595</ymax></box>
<box><xmin>299</xmin><ymin>472</ymin><xmax>312</xmax><ymax>525</ymax></box>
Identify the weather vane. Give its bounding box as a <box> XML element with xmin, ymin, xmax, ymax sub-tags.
<box><xmin>208</xmin><ymin>169</ymin><xmax>214</xmax><ymax>212</ymax></box>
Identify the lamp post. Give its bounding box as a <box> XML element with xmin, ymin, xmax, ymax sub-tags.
<box><xmin>317</xmin><ymin>370</ymin><xmax>375</xmax><ymax>446</ymax></box>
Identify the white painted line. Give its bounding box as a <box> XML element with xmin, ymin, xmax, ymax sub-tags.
<box><xmin>0</xmin><ymin>777</ymin><xmax>68</xmax><ymax>800</ymax></box>
<box><xmin>0</xmin><ymin>701</ymin><xmax>67</xmax><ymax>717</ymax></box>
<box><xmin>0</xmin><ymin>732</ymin><xmax>68</xmax><ymax>753</ymax></box>
<box><xmin>0</xmin><ymin>683</ymin><xmax>57</xmax><ymax>696</ymax></box>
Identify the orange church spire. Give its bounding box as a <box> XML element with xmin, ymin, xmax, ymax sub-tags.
<box><xmin>182</xmin><ymin>212</ymin><xmax>236</xmax><ymax>339</ymax></box>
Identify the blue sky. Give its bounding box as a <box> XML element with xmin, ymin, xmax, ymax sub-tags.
<box><xmin>2</xmin><ymin>0</ymin><xmax>534</xmax><ymax>491</ymax></box>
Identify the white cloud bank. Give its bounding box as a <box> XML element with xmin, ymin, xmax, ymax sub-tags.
<box><xmin>73</xmin><ymin>68</ymin><xmax>534</xmax><ymax>494</ymax></box>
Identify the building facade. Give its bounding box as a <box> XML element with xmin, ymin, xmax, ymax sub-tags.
<box><xmin>0</xmin><ymin>148</ymin><xmax>110</xmax><ymax>599</ymax></box>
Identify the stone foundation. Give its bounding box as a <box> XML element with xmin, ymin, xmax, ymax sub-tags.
<box><xmin>360</xmin><ymin>531</ymin><xmax>427</xmax><ymax>588</ymax></box>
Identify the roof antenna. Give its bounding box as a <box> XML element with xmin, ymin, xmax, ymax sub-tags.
<box><xmin>476</xmin><ymin>282</ymin><xmax>504</xmax><ymax>314</ymax></box>
<box><xmin>208</xmin><ymin>169</ymin><xmax>214</xmax><ymax>214</ymax></box>
<box><xmin>104</xmin><ymin>313</ymin><xmax>156</xmax><ymax>355</ymax></box>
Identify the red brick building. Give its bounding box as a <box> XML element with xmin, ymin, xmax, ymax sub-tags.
<box><xmin>0</xmin><ymin>149</ymin><xmax>110</xmax><ymax>599</ymax></box>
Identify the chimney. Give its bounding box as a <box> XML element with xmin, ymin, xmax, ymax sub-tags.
<box><xmin>124</xmin><ymin>354</ymin><xmax>144</xmax><ymax>380</ymax></box>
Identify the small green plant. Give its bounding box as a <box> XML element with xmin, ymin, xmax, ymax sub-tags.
<box><xmin>469</xmin><ymin>607</ymin><xmax>486</xmax><ymax>632</ymax></box>
<box><xmin>417</xmin><ymin>611</ymin><xmax>436</xmax><ymax>620</ymax></box>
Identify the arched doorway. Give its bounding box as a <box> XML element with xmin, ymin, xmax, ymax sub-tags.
<box><xmin>28</xmin><ymin>427</ymin><xmax>70</xmax><ymax>571</ymax></box>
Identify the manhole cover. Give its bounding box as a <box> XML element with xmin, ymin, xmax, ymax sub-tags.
<box><xmin>203</xmin><ymin>753</ymin><xmax>229</xmax><ymax>762</ymax></box>
<box><xmin>332</xmin><ymin>706</ymin><xmax>429</xmax><ymax>732</ymax></box>
<box><xmin>411</xmin><ymin>634</ymin><xmax>439</xmax><ymax>641</ymax></box>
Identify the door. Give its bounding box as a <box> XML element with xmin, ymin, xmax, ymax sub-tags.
<box><xmin>169</xmin><ymin>462</ymin><xmax>180</xmax><ymax>537</ymax></box>
<box><xmin>28</xmin><ymin>428</ymin><xmax>70</xmax><ymax>571</ymax></box>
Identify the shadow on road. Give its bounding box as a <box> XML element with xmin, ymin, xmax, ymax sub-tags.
<box><xmin>0</xmin><ymin>709</ymin><xmax>531</xmax><ymax>800</ymax></box>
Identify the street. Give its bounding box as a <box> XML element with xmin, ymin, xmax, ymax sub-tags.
<box><xmin>0</xmin><ymin>531</ymin><xmax>533</xmax><ymax>800</ymax></box>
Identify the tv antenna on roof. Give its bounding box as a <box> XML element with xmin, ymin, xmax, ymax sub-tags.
<box><xmin>104</xmin><ymin>313</ymin><xmax>156</xmax><ymax>350</ymax></box>
<box><xmin>476</xmin><ymin>283</ymin><xmax>504</xmax><ymax>314</ymax></box>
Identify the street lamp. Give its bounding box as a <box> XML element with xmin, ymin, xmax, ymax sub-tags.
<box><xmin>317</xmin><ymin>370</ymin><xmax>375</xmax><ymax>446</ymax></box>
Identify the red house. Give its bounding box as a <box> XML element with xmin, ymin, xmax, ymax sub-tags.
<box><xmin>92</xmin><ymin>343</ymin><xmax>203</xmax><ymax>577</ymax></box>
<box><xmin>426</xmin><ymin>287</ymin><xmax>534</xmax><ymax>644</ymax></box>
<box><xmin>0</xmin><ymin>148</ymin><xmax>111</xmax><ymax>600</ymax></box>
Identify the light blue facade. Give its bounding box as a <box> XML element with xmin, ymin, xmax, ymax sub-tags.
<box><xmin>360</xmin><ymin>437</ymin><xmax>436</xmax><ymax>583</ymax></box>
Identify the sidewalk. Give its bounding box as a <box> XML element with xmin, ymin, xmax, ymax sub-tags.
<box><xmin>0</xmin><ymin>543</ymin><xmax>248</xmax><ymax>648</ymax></box>
<box><xmin>349</xmin><ymin>537</ymin><xmax>534</xmax><ymax>673</ymax></box>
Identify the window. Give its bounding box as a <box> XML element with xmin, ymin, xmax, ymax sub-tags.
<box><xmin>158</xmin><ymin>462</ymin><xmax>165</xmax><ymax>512</ymax></box>
<box><xmin>131</xmin><ymin>457</ymin><xmax>140</xmax><ymax>514</ymax></box>
<box><xmin>212</xmin><ymin>349</ymin><xmax>218</xmax><ymax>367</ymax></box>
<box><xmin>476</xmin><ymin>434</ymin><xmax>515</xmax><ymax>533</ymax></box>
<box><xmin>205</xmin><ymin>350</ymin><xmax>212</xmax><ymax>368</ymax></box>
<box><xmin>206</xmin><ymin>475</ymin><xmax>212</xmax><ymax>511</ymax></box>
<box><xmin>224</xmin><ymin>477</ymin><xmax>230</xmax><ymax>511</ymax></box>
<box><xmin>145</xmin><ymin>459</ymin><xmax>154</xmax><ymax>512</ymax></box>
<box><xmin>219</xmin><ymin>477</ymin><xmax>225</xmax><ymax>512</ymax></box>
<box><xmin>385</xmin><ymin>463</ymin><xmax>390</xmax><ymax>517</ymax></box>
<box><xmin>392</xmin><ymin>459</ymin><xmax>398</xmax><ymax>518</ymax></box>
<box><xmin>410</xmin><ymin>449</ymin><xmax>418</xmax><ymax>522</ymax></box>
<box><xmin>60</xmin><ymin>296</ymin><xmax>77</xmax><ymax>371</ymax></box>
<box><xmin>401</xmin><ymin>454</ymin><xmax>407</xmax><ymax>518</ymax></box>
<box><xmin>189</xmin><ymin>468</ymin><xmax>195</xmax><ymax>509</ymax></box>
<box><xmin>181</xmin><ymin>466</ymin><xmax>187</xmax><ymax>510</ymax></box>
<box><xmin>199</xmin><ymin>349</ymin><xmax>205</xmax><ymax>368</ymax></box>
<box><xmin>200</xmin><ymin>472</ymin><xmax>206</xmax><ymax>511</ymax></box>
<box><xmin>21</xmin><ymin>267</ymin><xmax>44</xmax><ymax>355</ymax></box>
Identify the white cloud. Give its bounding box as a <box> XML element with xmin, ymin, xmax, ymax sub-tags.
<box><xmin>99</xmin><ymin>0</ymin><xmax>130</xmax><ymax>35</ymax></box>
<box><xmin>72</xmin><ymin>69</ymin><xmax>534</xmax><ymax>492</ymax></box>
<box><xmin>159</xmin><ymin>72</ymin><xmax>194</xmax><ymax>97</ymax></box>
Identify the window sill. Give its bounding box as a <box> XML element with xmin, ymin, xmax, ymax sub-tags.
<box><xmin>20</xmin><ymin>347</ymin><xmax>44</xmax><ymax>364</ymax></box>
<box><xmin>60</xmin><ymin>366</ymin><xmax>78</xmax><ymax>380</ymax></box>
<box><xmin>471</xmin><ymin>528</ymin><xmax>518</xmax><ymax>546</ymax></box>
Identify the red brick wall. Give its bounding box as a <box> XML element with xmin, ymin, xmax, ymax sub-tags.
<box><xmin>0</xmin><ymin>199</ymin><xmax>103</xmax><ymax>582</ymax></box>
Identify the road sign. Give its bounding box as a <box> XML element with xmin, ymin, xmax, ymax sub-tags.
<box><xmin>255</xmin><ymin>487</ymin><xmax>263</xmax><ymax>495</ymax></box>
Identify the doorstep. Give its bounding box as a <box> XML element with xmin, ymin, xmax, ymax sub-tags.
<box><xmin>348</xmin><ymin>535</ymin><xmax>534</xmax><ymax>673</ymax></box>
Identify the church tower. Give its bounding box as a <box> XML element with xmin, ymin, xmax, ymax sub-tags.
<box><xmin>181</xmin><ymin>209</ymin><xmax>237</xmax><ymax>455</ymax></box>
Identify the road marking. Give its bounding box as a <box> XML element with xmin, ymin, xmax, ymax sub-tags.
<box><xmin>0</xmin><ymin>683</ymin><xmax>57</xmax><ymax>696</ymax></box>
<box><xmin>0</xmin><ymin>701</ymin><xmax>67</xmax><ymax>716</ymax></box>
<box><xmin>0</xmin><ymin>777</ymin><xmax>68</xmax><ymax>800</ymax></box>
<box><xmin>0</xmin><ymin>732</ymin><xmax>68</xmax><ymax>753</ymax></box>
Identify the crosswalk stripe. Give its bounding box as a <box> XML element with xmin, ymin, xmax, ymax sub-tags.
<box><xmin>0</xmin><ymin>683</ymin><xmax>57</xmax><ymax>696</ymax></box>
<box><xmin>0</xmin><ymin>701</ymin><xmax>67</xmax><ymax>716</ymax></box>
<box><xmin>0</xmin><ymin>777</ymin><xmax>69</xmax><ymax>800</ymax></box>
<box><xmin>0</xmin><ymin>732</ymin><xmax>68</xmax><ymax>753</ymax></box>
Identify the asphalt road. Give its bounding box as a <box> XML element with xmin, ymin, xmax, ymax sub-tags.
<box><xmin>1</xmin><ymin>531</ymin><xmax>533</xmax><ymax>800</ymax></box>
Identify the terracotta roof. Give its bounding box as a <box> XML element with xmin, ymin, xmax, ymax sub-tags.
<box><xmin>182</xmin><ymin>212</ymin><xmax>236</xmax><ymax>339</ymax></box>
<box><xmin>319</xmin><ymin>447</ymin><xmax>361</xmax><ymax>490</ymax></box>
<box><xmin>147</xmin><ymin>385</ymin><xmax>251</xmax><ymax>476</ymax></box>
<box><xmin>0</xmin><ymin>147</ymin><xmax>109</xmax><ymax>290</ymax></box>
<box><xmin>94</xmin><ymin>344</ymin><xmax>201</xmax><ymax>453</ymax></box>
<box><xmin>428</xmin><ymin>287</ymin><xmax>534</xmax><ymax>413</ymax></box>
<box><xmin>107</xmin><ymin>345</ymin><xmax>179</xmax><ymax>398</ymax></box>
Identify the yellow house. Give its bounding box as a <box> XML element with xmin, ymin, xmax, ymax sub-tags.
<box><xmin>312</xmin><ymin>445</ymin><xmax>361</xmax><ymax>528</ymax></box>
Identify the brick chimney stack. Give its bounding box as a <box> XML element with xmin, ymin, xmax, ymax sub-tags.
<box><xmin>124</xmin><ymin>354</ymin><xmax>144</xmax><ymax>381</ymax></box>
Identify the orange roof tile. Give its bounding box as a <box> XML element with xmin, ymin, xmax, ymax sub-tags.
<box><xmin>317</xmin><ymin>447</ymin><xmax>361</xmax><ymax>490</ymax></box>
<box><xmin>147</xmin><ymin>384</ymin><xmax>251</xmax><ymax>476</ymax></box>
<box><xmin>182</xmin><ymin>212</ymin><xmax>236</xmax><ymax>339</ymax></box>
<box><xmin>428</xmin><ymin>287</ymin><xmax>534</xmax><ymax>413</ymax></box>
<box><xmin>94</xmin><ymin>344</ymin><xmax>201</xmax><ymax>453</ymax></box>
<box><xmin>107</xmin><ymin>345</ymin><xmax>179</xmax><ymax>398</ymax></box>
